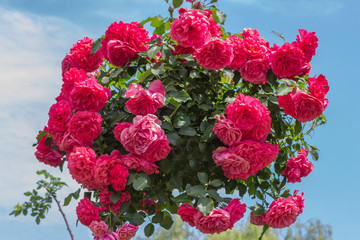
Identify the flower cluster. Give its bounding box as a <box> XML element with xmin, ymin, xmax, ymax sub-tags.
<box><xmin>177</xmin><ymin>199</ymin><xmax>246</xmax><ymax>234</ymax></box>
<box><xmin>283</xmin><ymin>148</ymin><xmax>313</xmax><ymax>183</ymax></box>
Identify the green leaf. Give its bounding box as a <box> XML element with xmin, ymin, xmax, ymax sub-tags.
<box><xmin>125</xmin><ymin>212</ymin><xmax>145</xmax><ymax>226</ymax></box>
<box><xmin>139</xmin><ymin>16</ymin><xmax>154</xmax><ymax>27</ymax></box>
<box><xmin>91</xmin><ymin>37</ymin><xmax>103</xmax><ymax>56</ymax></box>
<box><xmin>35</xmin><ymin>216</ymin><xmax>40</xmax><ymax>225</ymax></box>
<box><xmin>294</xmin><ymin>120</ymin><xmax>302</xmax><ymax>135</ymax></box>
<box><xmin>207</xmin><ymin>189</ymin><xmax>222</xmax><ymax>202</ymax></box>
<box><xmin>147</xmin><ymin>45</ymin><xmax>161</xmax><ymax>60</ymax></box>
<box><xmin>212</xmin><ymin>9</ymin><xmax>227</xmax><ymax>25</ymax></box>
<box><xmin>197</xmin><ymin>172</ymin><xmax>208</xmax><ymax>184</ymax></box>
<box><xmin>179</xmin><ymin>127</ymin><xmax>197</xmax><ymax>136</ymax></box>
<box><xmin>169</xmin><ymin>90</ymin><xmax>191</xmax><ymax>103</ymax></box>
<box><xmin>63</xmin><ymin>193</ymin><xmax>73</xmax><ymax>206</ymax></box>
<box><xmin>173</xmin><ymin>193</ymin><xmax>189</xmax><ymax>203</ymax></box>
<box><xmin>276</xmin><ymin>83</ymin><xmax>293</xmax><ymax>96</ymax></box>
<box><xmin>187</xmin><ymin>185</ymin><xmax>206</xmax><ymax>197</ymax></box>
<box><xmin>238</xmin><ymin>183</ymin><xmax>247</xmax><ymax>197</ymax></box>
<box><xmin>133</xmin><ymin>174</ymin><xmax>150</xmax><ymax>191</ymax></box>
<box><xmin>160</xmin><ymin>212</ymin><xmax>174</xmax><ymax>229</ymax></box>
<box><xmin>166</xmin><ymin>132</ymin><xmax>181</xmax><ymax>146</ymax></box>
<box><xmin>119</xmin><ymin>201</ymin><xmax>131</xmax><ymax>215</ymax></box>
<box><xmin>197</xmin><ymin>197</ymin><xmax>214</xmax><ymax>215</ymax></box>
<box><xmin>138</xmin><ymin>70</ymin><xmax>153</xmax><ymax>82</ymax></box>
<box><xmin>209</xmin><ymin>179</ymin><xmax>222</xmax><ymax>187</ymax></box>
<box><xmin>144</xmin><ymin>223</ymin><xmax>155</xmax><ymax>237</ymax></box>
<box><xmin>110</xmin><ymin>192</ymin><xmax>122</xmax><ymax>204</ymax></box>
<box><xmin>172</xmin><ymin>0</ymin><xmax>183</xmax><ymax>8</ymax></box>
<box><xmin>309</xmin><ymin>149</ymin><xmax>319</xmax><ymax>161</ymax></box>
<box><xmin>152</xmin><ymin>211</ymin><xmax>164</xmax><ymax>223</ymax></box>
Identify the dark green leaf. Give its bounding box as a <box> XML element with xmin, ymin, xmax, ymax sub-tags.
<box><xmin>197</xmin><ymin>172</ymin><xmax>208</xmax><ymax>184</ymax></box>
<box><xmin>110</xmin><ymin>192</ymin><xmax>122</xmax><ymax>204</ymax></box>
<box><xmin>91</xmin><ymin>37</ymin><xmax>103</xmax><ymax>56</ymax></box>
<box><xmin>144</xmin><ymin>223</ymin><xmax>155</xmax><ymax>237</ymax></box>
<box><xmin>63</xmin><ymin>193</ymin><xmax>73</xmax><ymax>206</ymax></box>
<box><xmin>197</xmin><ymin>197</ymin><xmax>214</xmax><ymax>215</ymax></box>
<box><xmin>166</xmin><ymin>132</ymin><xmax>181</xmax><ymax>146</ymax></box>
<box><xmin>133</xmin><ymin>173</ymin><xmax>150</xmax><ymax>191</ymax></box>
<box><xmin>160</xmin><ymin>212</ymin><xmax>174</xmax><ymax>229</ymax></box>
<box><xmin>188</xmin><ymin>185</ymin><xmax>206</xmax><ymax>197</ymax></box>
<box><xmin>309</xmin><ymin>149</ymin><xmax>319</xmax><ymax>161</ymax></box>
<box><xmin>178</xmin><ymin>127</ymin><xmax>197</xmax><ymax>136</ymax></box>
<box><xmin>173</xmin><ymin>193</ymin><xmax>189</xmax><ymax>203</ymax></box>
<box><xmin>172</xmin><ymin>0</ymin><xmax>183</xmax><ymax>8</ymax></box>
<box><xmin>125</xmin><ymin>212</ymin><xmax>145</xmax><ymax>226</ymax></box>
<box><xmin>294</xmin><ymin>120</ymin><xmax>302</xmax><ymax>135</ymax></box>
<box><xmin>209</xmin><ymin>179</ymin><xmax>222</xmax><ymax>187</ymax></box>
<box><xmin>276</xmin><ymin>83</ymin><xmax>293</xmax><ymax>96</ymax></box>
<box><xmin>152</xmin><ymin>211</ymin><xmax>164</xmax><ymax>223</ymax></box>
<box><xmin>147</xmin><ymin>45</ymin><xmax>161</xmax><ymax>60</ymax></box>
<box><xmin>207</xmin><ymin>189</ymin><xmax>222</xmax><ymax>202</ymax></box>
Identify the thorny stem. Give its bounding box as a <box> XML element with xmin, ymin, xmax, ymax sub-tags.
<box><xmin>46</xmin><ymin>188</ymin><xmax>74</xmax><ymax>240</ymax></box>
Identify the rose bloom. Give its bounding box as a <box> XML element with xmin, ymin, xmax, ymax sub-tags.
<box><xmin>59</xmin><ymin>67</ymin><xmax>88</xmax><ymax>100</ymax></box>
<box><xmin>89</xmin><ymin>221</ymin><xmax>109</xmax><ymax>238</ymax></box>
<box><xmin>67</xmin><ymin>111</ymin><xmax>103</xmax><ymax>144</ymax></box>
<box><xmin>270</xmin><ymin>43</ymin><xmax>305</xmax><ymax>79</ymax></box>
<box><xmin>116</xmin><ymin>224</ymin><xmax>138</xmax><ymax>240</ymax></box>
<box><xmin>225</xmin><ymin>35</ymin><xmax>247</xmax><ymax>70</ymax></box>
<box><xmin>125</xmin><ymin>80</ymin><xmax>165</xmax><ymax>115</ymax></box>
<box><xmin>76</xmin><ymin>198</ymin><xmax>102</xmax><ymax>226</ymax></box>
<box><xmin>265</xmin><ymin>191</ymin><xmax>305</xmax><ymax>228</ymax></box>
<box><xmin>94</xmin><ymin>232</ymin><xmax>119</xmax><ymax>240</ymax></box>
<box><xmin>47</xmin><ymin>100</ymin><xmax>72</xmax><ymax>144</ymax></box>
<box><xmin>58</xmin><ymin>130</ymin><xmax>84</xmax><ymax>153</ymax></box>
<box><xmin>194</xmin><ymin>208</ymin><xmax>231</xmax><ymax>234</ymax></box>
<box><xmin>69</xmin><ymin>75</ymin><xmax>111</xmax><ymax>112</ymax></box>
<box><xmin>108</xmin><ymin>164</ymin><xmax>129</xmax><ymax>192</ymax></box>
<box><xmin>293</xmin><ymin>29</ymin><xmax>318</xmax><ymax>63</ymax></box>
<box><xmin>35</xmin><ymin>132</ymin><xmax>63</xmax><ymax>167</ymax></box>
<box><xmin>93</xmin><ymin>151</ymin><xmax>123</xmax><ymax>189</ymax></box>
<box><xmin>279</xmin><ymin>90</ymin><xmax>326</xmax><ymax>122</ymax></box>
<box><xmin>241</xmin><ymin>28</ymin><xmax>270</xmax><ymax>59</ymax></box>
<box><xmin>223</xmin><ymin>199</ymin><xmax>247</xmax><ymax>228</ymax></box>
<box><xmin>61</xmin><ymin>54</ymin><xmax>73</xmax><ymax>76</ymax></box>
<box><xmin>177</xmin><ymin>204</ymin><xmax>199</xmax><ymax>227</ymax></box>
<box><xmin>170</xmin><ymin>9</ymin><xmax>211</xmax><ymax>49</ymax></box>
<box><xmin>66</xmin><ymin>37</ymin><xmax>103</xmax><ymax>73</ymax></box>
<box><xmin>250</xmin><ymin>212</ymin><xmax>267</xmax><ymax>226</ymax></box>
<box><xmin>120</xmin><ymin>154</ymin><xmax>159</xmax><ymax>175</ymax></box>
<box><xmin>307</xmin><ymin>74</ymin><xmax>329</xmax><ymax>99</ymax></box>
<box><xmin>240</xmin><ymin>57</ymin><xmax>270</xmax><ymax>85</ymax></box>
<box><xmin>196</xmin><ymin>39</ymin><xmax>234</xmax><ymax>70</ymax></box>
<box><xmin>213</xmin><ymin>115</ymin><xmax>242</xmax><ymax>146</ymax></box>
<box><xmin>117</xmin><ymin>114</ymin><xmax>170</xmax><ymax>162</ymax></box>
<box><xmin>283</xmin><ymin>148</ymin><xmax>313</xmax><ymax>183</ymax></box>
<box><xmin>105</xmin><ymin>40</ymin><xmax>137</xmax><ymax>67</ymax></box>
<box><xmin>203</xmin><ymin>10</ymin><xmax>222</xmax><ymax>38</ymax></box>
<box><xmin>99</xmin><ymin>189</ymin><xmax>131</xmax><ymax>213</ymax></box>
<box><xmin>226</xmin><ymin>93</ymin><xmax>271</xmax><ymax>141</ymax></box>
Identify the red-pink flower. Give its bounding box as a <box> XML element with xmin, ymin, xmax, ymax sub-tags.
<box><xmin>224</xmin><ymin>199</ymin><xmax>247</xmax><ymax>228</ymax></box>
<box><xmin>177</xmin><ymin>204</ymin><xmax>199</xmax><ymax>227</ymax></box>
<box><xmin>109</xmin><ymin>164</ymin><xmax>129</xmax><ymax>192</ymax></box>
<box><xmin>66</xmin><ymin>37</ymin><xmax>103</xmax><ymax>73</ymax></box>
<box><xmin>213</xmin><ymin>147</ymin><xmax>250</xmax><ymax>179</ymax></box>
<box><xmin>58</xmin><ymin>130</ymin><xmax>83</xmax><ymax>153</ymax></box>
<box><xmin>116</xmin><ymin>224</ymin><xmax>138</xmax><ymax>240</ymax></box>
<box><xmin>47</xmin><ymin>100</ymin><xmax>72</xmax><ymax>144</ymax></box>
<box><xmin>59</xmin><ymin>67</ymin><xmax>88</xmax><ymax>100</ymax></box>
<box><xmin>250</xmin><ymin>212</ymin><xmax>266</xmax><ymax>226</ymax></box>
<box><xmin>307</xmin><ymin>74</ymin><xmax>329</xmax><ymax>99</ymax></box>
<box><xmin>94</xmin><ymin>232</ymin><xmax>119</xmax><ymax>240</ymax></box>
<box><xmin>196</xmin><ymin>39</ymin><xmax>234</xmax><ymax>70</ymax></box>
<box><xmin>240</xmin><ymin>57</ymin><xmax>270</xmax><ymax>85</ymax></box>
<box><xmin>99</xmin><ymin>189</ymin><xmax>131</xmax><ymax>213</ymax></box>
<box><xmin>226</xmin><ymin>35</ymin><xmax>247</xmax><ymax>70</ymax></box>
<box><xmin>170</xmin><ymin>9</ymin><xmax>211</xmax><ymax>49</ymax></box>
<box><xmin>213</xmin><ymin>115</ymin><xmax>242</xmax><ymax>146</ymax></box>
<box><xmin>241</xmin><ymin>28</ymin><xmax>270</xmax><ymax>59</ymax></box>
<box><xmin>61</xmin><ymin>54</ymin><xmax>73</xmax><ymax>76</ymax></box>
<box><xmin>89</xmin><ymin>221</ymin><xmax>109</xmax><ymax>238</ymax></box>
<box><xmin>120</xmin><ymin>154</ymin><xmax>159</xmax><ymax>175</ymax></box>
<box><xmin>116</xmin><ymin>114</ymin><xmax>170</xmax><ymax>162</ymax></box>
<box><xmin>226</xmin><ymin>93</ymin><xmax>271</xmax><ymax>142</ymax></box>
<box><xmin>265</xmin><ymin>191</ymin><xmax>305</xmax><ymax>228</ymax></box>
<box><xmin>105</xmin><ymin>40</ymin><xmax>137</xmax><ymax>67</ymax></box>
<box><xmin>293</xmin><ymin>29</ymin><xmax>318</xmax><ymax>63</ymax></box>
<box><xmin>125</xmin><ymin>80</ymin><xmax>165</xmax><ymax>115</ymax></box>
<box><xmin>35</xmin><ymin>132</ymin><xmax>63</xmax><ymax>167</ymax></box>
<box><xmin>283</xmin><ymin>148</ymin><xmax>313</xmax><ymax>183</ymax></box>
<box><xmin>194</xmin><ymin>209</ymin><xmax>231</xmax><ymax>234</ymax></box>
<box><xmin>69</xmin><ymin>76</ymin><xmax>110</xmax><ymax>112</ymax></box>
<box><xmin>203</xmin><ymin>10</ymin><xmax>222</xmax><ymax>38</ymax></box>
<box><xmin>67</xmin><ymin>111</ymin><xmax>103</xmax><ymax>144</ymax></box>
<box><xmin>76</xmin><ymin>198</ymin><xmax>102</xmax><ymax>226</ymax></box>
<box><xmin>270</xmin><ymin>43</ymin><xmax>305</xmax><ymax>79</ymax></box>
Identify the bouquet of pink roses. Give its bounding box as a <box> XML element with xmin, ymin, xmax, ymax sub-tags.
<box><xmin>33</xmin><ymin>0</ymin><xmax>329</xmax><ymax>238</ymax></box>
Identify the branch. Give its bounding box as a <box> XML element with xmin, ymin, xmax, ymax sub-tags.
<box><xmin>47</xmin><ymin>189</ymin><xmax>74</xmax><ymax>240</ymax></box>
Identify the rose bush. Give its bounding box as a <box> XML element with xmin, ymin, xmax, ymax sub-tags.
<box><xmin>29</xmin><ymin>0</ymin><xmax>329</xmax><ymax>239</ymax></box>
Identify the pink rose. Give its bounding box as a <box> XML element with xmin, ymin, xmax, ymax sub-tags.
<box><xmin>265</xmin><ymin>191</ymin><xmax>304</xmax><ymax>228</ymax></box>
<box><xmin>113</xmin><ymin>122</ymin><xmax>133</xmax><ymax>143</ymax></box>
<box><xmin>67</xmin><ymin>37</ymin><xmax>103</xmax><ymax>73</ymax></box>
<box><xmin>59</xmin><ymin>67</ymin><xmax>88</xmax><ymax>100</ymax></box>
<box><xmin>283</xmin><ymin>148</ymin><xmax>313</xmax><ymax>183</ymax></box>
<box><xmin>194</xmin><ymin>209</ymin><xmax>231</xmax><ymax>234</ymax></box>
<box><xmin>224</xmin><ymin>199</ymin><xmax>247</xmax><ymax>228</ymax></box>
<box><xmin>120</xmin><ymin>154</ymin><xmax>159</xmax><ymax>175</ymax></box>
<box><xmin>171</xmin><ymin>44</ymin><xmax>197</xmax><ymax>56</ymax></box>
<box><xmin>203</xmin><ymin>10</ymin><xmax>222</xmax><ymax>38</ymax></box>
<box><xmin>35</xmin><ymin>131</ymin><xmax>63</xmax><ymax>167</ymax></box>
<box><xmin>61</xmin><ymin>54</ymin><xmax>73</xmax><ymax>76</ymax></box>
<box><xmin>241</xmin><ymin>28</ymin><xmax>270</xmax><ymax>59</ymax></box>
<box><xmin>226</xmin><ymin>93</ymin><xmax>271</xmax><ymax>141</ymax></box>
<box><xmin>225</xmin><ymin>35</ymin><xmax>247</xmax><ymax>70</ymax></box>
<box><xmin>67</xmin><ymin>147</ymin><xmax>97</xmax><ymax>187</ymax></box>
<box><xmin>116</xmin><ymin>224</ymin><xmax>138</xmax><ymax>240</ymax></box>
<box><xmin>240</xmin><ymin>57</ymin><xmax>270</xmax><ymax>85</ymax></box>
<box><xmin>125</xmin><ymin>80</ymin><xmax>165</xmax><ymax>115</ymax></box>
<box><xmin>69</xmin><ymin>76</ymin><xmax>111</xmax><ymax>112</ymax></box>
<box><xmin>99</xmin><ymin>189</ymin><xmax>131</xmax><ymax>213</ymax></box>
<box><xmin>177</xmin><ymin>204</ymin><xmax>199</xmax><ymax>227</ymax></box>
<box><xmin>117</xmin><ymin>114</ymin><xmax>170</xmax><ymax>162</ymax></box>
<box><xmin>307</xmin><ymin>74</ymin><xmax>329</xmax><ymax>99</ymax></box>
<box><xmin>277</xmin><ymin>90</ymin><xmax>296</xmax><ymax>117</ymax></box>
<box><xmin>93</xmin><ymin>151</ymin><xmax>123</xmax><ymax>189</ymax></box>
<box><xmin>293</xmin><ymin>29</ymin><xmax>318</xmax><ymax>63</ymax></box>
<box><xmin>196</xmin><ymin>39</ymin><xmax>234</xmax><ymax>70</ymax></box>
<box><xmin>47</xmin><ymin>100</ymin><xmax>72</xmax><ymax>144</ymax></box>
<box><xmin>105</xmin><ymin>40</ymin><xmax>137</xmax><ymax>67</ymax></box>
<box><xmin>76</xmin><ymin>198</ymin><xmax>102</xmax><ymax>226</ymax></box>
<box><xmin>68</xmin><ymin>111</ymin><xmax>103</xmax><ymax>144</ymax></box>
<box><xmin>270</xmin><ymin>43</ymin><xmax>305</xmax><ymax>79</ymax></box>
<box><xmin>108</xmin><ymin>164</ymin><xmax>129</xmax><ymax>192</ymax></box>
<box><xmin>94</xmin><ymin>232</ymin><xmax>119</xmax><ymax>240</ymax></box>
<box><xmin>58</xmin><ymin>130</ymin><xmax>83</xmax><ymax>153</ymax></box>
<box><xmin>170</xmin><ymin>9</ymin><xmax>211</xmax><ymax>49</ymax></box>
<box><xmin>89</xmin><ymin>221</ymin><xmax>109</xmax><ymax>238</ymax></box>
<box><xmin>250</xmin><ymin>212</ymin><xmax>266</xmax><ymax>226</ymax></box>
<box><xmin>213</xmin><ymin>115</ymin><xmax>242</xmax><ymax>146</ymax></box>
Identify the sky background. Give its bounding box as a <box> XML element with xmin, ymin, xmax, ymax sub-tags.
<box><xmin>0</xmin><ymin>0</ymin><xmax>358</xmax><ymax>239</ymax></box>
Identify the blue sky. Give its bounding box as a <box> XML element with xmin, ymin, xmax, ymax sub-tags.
<box><xmin>0</xmin><ymin>0</ymin><xmax>358</xmax><ymax>239</ymax></box>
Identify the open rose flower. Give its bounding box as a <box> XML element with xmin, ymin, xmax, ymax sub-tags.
<box><xmin>241</xmin><ymin>28</ymin><xmax>270</xmax><ymax>59</ymax></box>
<box><xmin>196</xmin><ymin>39</ymin><xmax>234</xmax><ymax>70</ymax></box>
<box><xmin>47</xmin><ymin>100</ymin><xmax>72</xmax><ymax>144</ymax></box>
<box><xmin>35</xmin><ymin>130</ymin><xmax>63</xmax><ymax>167</ymax></box>
<box><xmin>224</xmin><ymin>199</ymin><xmax>247</xmax><ymax>228</ymax></box>
<box><xmin>240</xmin><ymin>57</ymin><xmax>270</xmax><ymax>85</ymax></box>
<box><xmin>89</xmin><ymin>221</ymin><xmax>109</xmax><ymax>238</ymax></box>
<box><xmin>177</xmin><ymin>204</ymin><xmax>199</xmax><ymax>227</ymax></box>
<box><xmin>226</xmin><ymin>35</ymin><xmax>247</xmax><ymax>70</ymax></box>
<box><xmin>213</xmin><ymin>115</ymin><xmax>242</xmax><ymax>146</ymax></box>
<box><xmin>283</xmin><ymin>148</ymin><xmax>313</xmax><ymax>183</ymax></box>
<box><xmin>250</xmin><ymin>212</ymin><xmax>267</xmax><ymax>226</ymax></box>
<box><xmin>76</xmin><ymin>198</ymin><xmax>103</xmax><ymax>226</ymax></box>
<box><xmin>307</xmin><ymin>74</ymin><xmax>329</xmax><ymax>100</ymax></box>
<box><xmin>116</xmin><ymin>224</ymin><xmax>138</xmax><ymax>240</ymax></box>
<box><xmin>292</xmin><ymin>29</ymin><xmax>318</xmax><ymax>63</ymax></box>
<box><xmin>105</xmin><ymin>40</ymin><xmax>137</xmax><ymax>67</ymax></box>
<box><xmin>67</xmin><ymin>111</ymin><xmax>103</xmax><ymax>144</ymax></box>
<box><xmin>59</xmin><ymin>67</ymin><xmax>88</xmax><ymax>100</ymax></box>
<box><xmin>194</xmin><ymin>209</ymin><xmax>231</xmax><ymax>234</ymax></box>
